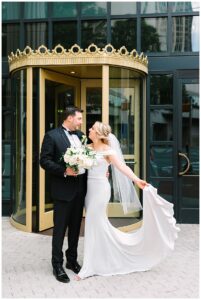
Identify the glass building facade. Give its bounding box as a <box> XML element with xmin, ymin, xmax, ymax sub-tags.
<box><xmin>2</xmin><ymin>2</ymin><xmax>199</xmax><ymax>229</ymax></box>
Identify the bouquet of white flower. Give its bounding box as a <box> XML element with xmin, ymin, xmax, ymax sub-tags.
<box><xmin>63</xmin><ymin>146</ymin><xmax>97</xmax><ymax>173</ymax></box>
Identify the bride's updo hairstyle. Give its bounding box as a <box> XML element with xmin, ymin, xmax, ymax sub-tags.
<box><xmin>94</xmin><ymin>121</ymin><xmax>111</xmax><ymax>145</ymax></box>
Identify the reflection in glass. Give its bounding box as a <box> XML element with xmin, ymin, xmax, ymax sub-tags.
<box><xmin>2</xmin><ymin>24</ymin><xmax>20</xmax><ymax>56</ymax></box>
<box><xmin>24</xmin><ymin>2</ymin><xmax>47</xmax><ymax>19</ymax></box>
<box><xmin>109</xmin><ymin>67</ymin><xmax>142</xmax><ymax>206</ymax></box>
<box><xmin>2</xmin><ymin>178</ymin><xmax>11</xmax><ymax>199</ymax></box>
<box><xmin>53</xmin><ymin>22</ymin><xmax>77</xmax><ymax>49</ymax></box>
<box><xmin>149</xmin><ymin>180</ymin><xmax>173</xmax><ymax>203</ymax></box>
<box><xmin>141</xmin><ymin>2</ymin><xmax>167</xmax><ymax>13</ymax></box>
<box><xmin>2</xmin><ymin>78</ymin><xmax>12</xmax><ymax>107</ymax></box>
<box><xmin>181</xmin><ymin>176</ymin><xmax>199</xmax><ymax>208</ymax></box>
<box><xmin>111</xmin><ymin>2</ymin><xmax>136</xmax><ymax>15</ymax></box>
<box><xmin>12</xmin><ymin>70</ymin><xmax>27</xmax><ymax>225</ymax></box>
<box><xmin>109</xmin><ymin>86</ymin><xmax>134</xmax><ymax>154</ymax></box>
<box><xmin>2</xmin><ymin>111</ymin><xmax>13</xmax><ymax>140</ymax></box>
<box><xmin>2</xmin><ymin>144</ymin><xmax>11</xmax><ymax>177</ymax></box>
<box><xmin>141</xmin><ymin>18</ymin><xmax>167</xmax><ymax>52</ymax></box>
<box><xmin>86</xmin><ymin>88</ymin><xmax>102</xmax><ymax>136</ymax></box>
<box><xmin>2</xmin><ymin>78</ymin><xmax>13</xmax><ymax>204</ymax></box>
<box><xmin>81</xmin><ymin>20</ymin><xmax>107</xmax><ymax>49</ymax></box>
<box><xmin>45</xmin><ymin>80</ymin><xmax>75</xmax><ymax>212</ymax></box>
<box><xmin>111</xmin><ymin>19</ymin><xmax>137</xmax><ymax>51</ymax></box>
<box><xmin>45</xmin><ymin>80</ymin><xmax>75</xmax><ymax>131</ymax></box>
<box><xmin>2</xmin><ymin>144</ymin><xmax>12</xmax><ymax>201</ymax></box>
<box><xmin>150</xmin><ymin>109</ymin><xmax>173</xmax><ymax>141</ymax></box>
<box><xmin>172</xmin><ymin>16</ymin><xmax>199</xmax><ymax>52</ymax></box>
<box><xmin>52</xmin><ymin>2</ymin><xmax>77</xmax><ymax>17</ymax></box>
<box><xmin>81</xmin><ymin>2</ymin><xmax>107</xmax><ymax>16</ymax></box>
<box><xmin>150</xmin><ymin>74</ymin><xmax>173</xmax><ymax>105</ymax></box>
<box><xmin>181</xmin><ymin>83</ymin><xmax>199</xmax><ymax>176</ymax></box>
<box><xmin>2</xmin><ymin>2</ymin><xmax>21</xmax><ymax>20</ymax></box>
<box><xmin>171</xmin><ymin>2</ymin><xmax>200</xmax><ymax>12</ymax></box>
<box><xmin>150</xmin><ymin>146</ymin><xmax>173</xmax><ymax>177</ymax></box>
<box><xmin>25</xmin><ymin>23</ymin><xmax>47</xmax><ymax>49</ymax></box>
<box><xmin>109</xmin><ymin>67</ymin><xmax>141</xmax><ymax>156</ymax></box>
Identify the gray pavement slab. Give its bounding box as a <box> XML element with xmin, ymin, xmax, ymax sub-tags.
<box><xmin>1</xmin><ymin>217</ymin><xmax>199</xmax><ymax>298</ymax></box>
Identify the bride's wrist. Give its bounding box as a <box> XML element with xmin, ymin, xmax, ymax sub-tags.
<box><xmin>133</xmin><ymin>176</ymin><xmax>139</xmax><ymax>184</ymax></box>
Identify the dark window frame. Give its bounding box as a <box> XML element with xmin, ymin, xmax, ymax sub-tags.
<box><xmin>2</xmin><ymin>1</ymin><xmax>199</xmax><ymax>56</ymax></box>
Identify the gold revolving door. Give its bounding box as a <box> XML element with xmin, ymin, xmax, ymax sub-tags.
<box><xmin>8</xmin><ymin>44</ymin><xmax>148</xmax><ymax>232</ymax></box>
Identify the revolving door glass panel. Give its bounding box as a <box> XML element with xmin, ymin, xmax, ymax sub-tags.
<box><xmin>44</xmin><ymin>79</ymin><xmax>75</xmax><ymax>213</ymax></box>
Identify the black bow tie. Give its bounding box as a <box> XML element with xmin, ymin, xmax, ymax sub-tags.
<box><xmin>62</xmin><ymin>126</ymin><xmax>78</xmax><ymax>135</ymax></box>
<box><xmin>68</xmin><ymin>130</ymin><xmax>77</xmax><ymax>135</ymax></box>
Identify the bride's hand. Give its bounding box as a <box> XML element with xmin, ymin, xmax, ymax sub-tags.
<box><xmin>135</xmin><ymin>179</ymin><xmax>148</xmax><ymax>190</ymax></box>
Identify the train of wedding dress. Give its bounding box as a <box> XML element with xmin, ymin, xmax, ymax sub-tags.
<box><xmin>78</xmin><ymin>150</ymin><xmax>180</xmax><ymax>279</ymax></box>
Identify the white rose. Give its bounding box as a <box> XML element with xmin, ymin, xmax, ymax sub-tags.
<box><xmin>68</xmin><ymin>156</ymin><xmax>78</xmax><ymax>166</ymax></box>
<box><xmin>63</xmin><ymin>154</ymin><xmax>70</xmax><ymax>163</ymax></box>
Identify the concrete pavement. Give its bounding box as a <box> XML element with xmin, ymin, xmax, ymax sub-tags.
<box><xmin>2</xmin><ymin>217</ymin><xmax>199</xmax><ymax>298</ymax></box>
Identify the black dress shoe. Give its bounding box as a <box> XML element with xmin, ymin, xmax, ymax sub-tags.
<box><xmin>66</xmin><ymin>261</ymin><xmax>81</xmax><ymax>274</ymax></box>
<box><xmin>53</xmin><ymin>265</ymin><xmax>70</xmax><ymax>283</ymax></box>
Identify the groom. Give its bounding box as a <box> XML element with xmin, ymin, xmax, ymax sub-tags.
<box><xmin>40</xmin><ymin>106</ymin><xmax>87</xmax><ymax>283</ymax></box>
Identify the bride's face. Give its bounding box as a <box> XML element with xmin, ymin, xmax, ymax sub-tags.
<box><xmin>89</xmin><ymin>124</ymin><xmax>98</xmax><ymax>141</ymax></box>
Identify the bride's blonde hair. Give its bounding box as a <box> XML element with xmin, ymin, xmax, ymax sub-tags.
<box><xmin>94</xmin><ymin>121</ymin><xmax>111</xmax><ymax>145</ymax></box>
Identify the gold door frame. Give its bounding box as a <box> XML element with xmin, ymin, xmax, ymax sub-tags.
<box><xmin>39</xmin><ymin>69</ymin><xmax>81</xmax><ymax>231</ymax></box>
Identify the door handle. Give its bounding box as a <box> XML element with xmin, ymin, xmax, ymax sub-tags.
<box><xmin>178</xmin><ymin>152</ymin><xmax>190</xmax><ymax>176</ymax></box>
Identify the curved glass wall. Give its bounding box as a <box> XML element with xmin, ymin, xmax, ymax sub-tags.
<box><xmin>109</xmin><ymin>67</ymin><xmax>142</xmax><ymax>156</ymax></box>
<box><xmin>109</xmin><ymin>66</ymin><xmax>143</xmax><ymax>213</ymax></box>
<box><xmin>12</xmin><ymin>70</ymin><xmax>27</xmax><ymax>225</ymax></box>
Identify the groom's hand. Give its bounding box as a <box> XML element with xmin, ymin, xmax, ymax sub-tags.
<box><xmin>65</xmin><ymin>167</ymin><xmax>78</xmax><ymax>176</ymax></box>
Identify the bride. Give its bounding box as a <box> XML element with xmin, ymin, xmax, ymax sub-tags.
<box><xmin>76</xmin><ymin>121</ymin><xmax>179</xmax><ymax>280</ymax></box>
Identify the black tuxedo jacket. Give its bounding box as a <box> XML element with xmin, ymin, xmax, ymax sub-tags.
<box><xmin>40</xmin><ymin>127</ymin><xmax>87</xmax><ymax>202</ymax></box>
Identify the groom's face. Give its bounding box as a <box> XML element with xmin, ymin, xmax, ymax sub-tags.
<box><xmin>69</xmin><ymin>111</ymin><xmax>83</xmax><ymax>130</ymax></box>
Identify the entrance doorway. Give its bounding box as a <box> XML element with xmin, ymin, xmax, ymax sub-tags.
<box><xmin>177</xmin><ymin>78</ymin><xmax>199</xmax><ymax>223</ymax></box>
<box><xmin>9</xmin><ymin>43</ymin><xmax>148</xmax><ymax>232</ymax></box>
<box><xmin>39</xmin><ymin>68</ymin><xmax>142</xmax><ymax>231</ymax></box>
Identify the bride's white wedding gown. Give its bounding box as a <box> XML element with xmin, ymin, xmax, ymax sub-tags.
<box><xmin>78</xmin><ymin>149</ymin><xmax>180</xmax><ymax>279</ymax></box>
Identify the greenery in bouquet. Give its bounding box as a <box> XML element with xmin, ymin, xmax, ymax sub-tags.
<box><xmin>62</xmin><ymin>145</ymin><xmax>97</xmax><ymax>172</ymax></box>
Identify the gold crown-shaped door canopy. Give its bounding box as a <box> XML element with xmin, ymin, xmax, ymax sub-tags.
<box><xmin>8</xmin><ymin>43</ymin><xmax>148</xmax><ymax>74</ymax></box>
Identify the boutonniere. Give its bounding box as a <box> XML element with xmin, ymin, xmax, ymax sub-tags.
<box><xmin>81</xmin><ymin>135</ymin><xmax>88</xmax><ymax>145</ymax></box>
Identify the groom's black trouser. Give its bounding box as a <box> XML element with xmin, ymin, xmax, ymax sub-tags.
<box><xmin>51</xmin><ymin>176</ymin><xmax>86</xmax><ymax>267</ymax></box>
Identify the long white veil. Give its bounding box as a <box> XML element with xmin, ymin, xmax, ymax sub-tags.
<box><xmin>108</xmin><ymin>133</ymin><xmax>142</xmax><ymax>214</ymax></box>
